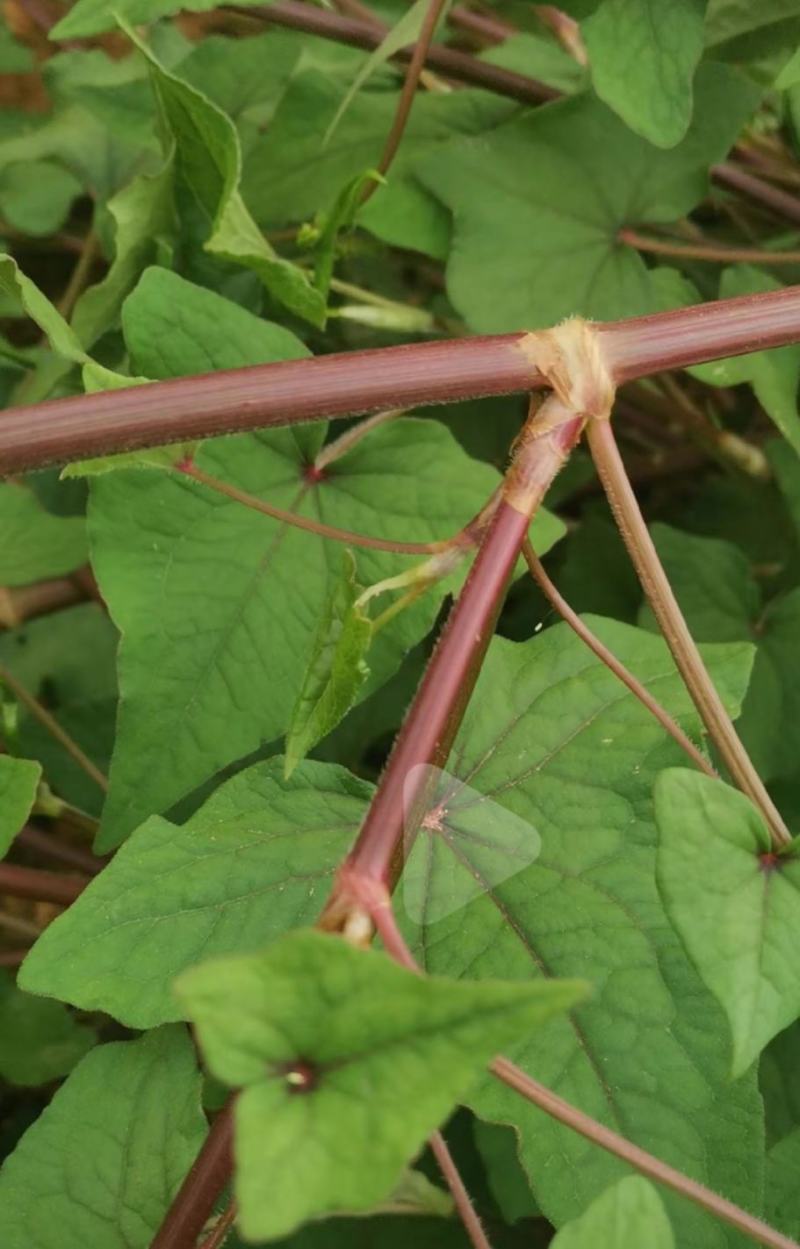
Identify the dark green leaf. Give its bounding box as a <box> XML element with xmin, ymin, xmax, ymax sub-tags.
<box><xmin>0</xmin><ymin>484</ymin><xmax>87</xmax><ymax>587</ymax></box>
<box><xmin>0</xmin><ymin>971</ymin><xmax>93</xmax><ymax>1086</ymax></box>
<box><xmin>0</xmin><ymin>756</ymin><xmax>41</xmax><ymax>858</ymax></box>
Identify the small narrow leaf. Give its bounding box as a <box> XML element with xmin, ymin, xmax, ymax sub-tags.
<box><xmin>0</xmin><ymin>1028</ymin><xmax>208</xmax><ymax>1249</ymax></box>
<box><xmin>656</xmin><ymin>768</ymin><xmax>800</xmax><ymax>1076</ymax></box>
<box><xmin>0</xmin><ymin>755</ymin><xmax>42</xmax><ymax>858</ymax></box>
<box><xmin>0</xmin><ymin>971</ymin><xmax>94</xmax><ymax>1086</ymax></box>
<box><xmin>551</xmin><ymin>1176</ymin><xmax>674</xmax><ymax>1248</ymax></box>
<box><xmin>175</xmin><ymin>928</ymin><xmax>586</xmax><ymax>1241</ymax></box>
<box><xmin>285</xmin><ymin>551</ymin><xmax>372</xmax><ymax>778</ymax></box>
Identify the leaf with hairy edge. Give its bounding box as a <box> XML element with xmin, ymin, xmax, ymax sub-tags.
<box><xmin>89</xmin><ymin>271</ymin><xmax>549</xmax><ymax>847</ymax></box>
<box><xmin>416</xmin><ymin>63</ymin><xmax>758</xmax><ymax>331</ymax></box>
<box><xmin>176</xmin><ymin>928</ymin><xmax>586</xmax><ymax>1241</ymax></box>
<box><xmin>656</xmin><ymin>768</ymin><xmax>800</xmax><ymax>1076</ymax></box>
<box><xmin>0</xmin><ymin>756</ymin><xmax>41</xmax><ymax>858</ymax></box>
<box><xmin>19</xmin><ymin>759</ymin><xmax>371</xmax><ymax>1028</ymax></box>
<box><xmin>0</xmin><ymin>971</ymin><xmax>94</xmax><ymax>1086</ymax></box>
<box><xmin>127</xmin><ymin>23</ymin><xmax>326</xmax><ymax>326</ymax></box>
<box><xmin>0</xmin><ymin>485</ymin><xmax>87</xmax><ymax>587</ymax></box>
<box><xmin>0</xmin><ymin>1028</ymin><xmax>207</xmax><ymax>1249</ymax></box>
<box><xmin>583</xmin><ymin>0</ymin><xmax>707</xmax><ymax>148</ymax></box>
<box><xmin>551</xmin><ymin>1177</ymin><xmax>674</xmax><ymax>1248</ymax></box>
<box><xmin>398</xmin><ymin>618</ymin><xmax>763</xmax><ymax>1247</ymax></box>
<box><xmin>285</xmin><ymin>551</ymin><xmax>372</xmax><ymax>778</ymax></box>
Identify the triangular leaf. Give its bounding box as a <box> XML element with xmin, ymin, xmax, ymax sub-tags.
<box><xmin>551</xmin><ymin>1176</ymin><xmax>674</xmax><ymax>1248</ymax></box>
<box><xmin>175</xmin><ymin>928</ymin><xmax>586</xmax><ymax>1240</ymax></box>
<box><xmin>0</xmin><ymin>756</ymin><xmax>42</xmax><ymax>859</ymax></box>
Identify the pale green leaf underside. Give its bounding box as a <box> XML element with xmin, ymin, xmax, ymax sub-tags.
<box><xmin>552</xmin><ymin>1176</ymin><xmax>674</xmax><ymax>1248</ymax></box>
<box><xmin>176</xmin><ymin>928</ymin><xmax>585</xmax><ymax>1240</ymax></box>
<box><xmin>656</xmin><ymin>768</ymin><xmax>800</xmax><ymax>1076</ymax></box>
<box><xmin>0</xmin><ymin>1027</ymin><xmax>207</xmax><ymax>1249</ymax></box>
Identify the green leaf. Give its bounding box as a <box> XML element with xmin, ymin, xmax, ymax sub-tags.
<box><xmin>551</xmin><ymin>1176</ymin><xmax>674</xmax><ymax>1248</ymax></box>
<box><xmin>0</xmin><ymin>484</ymin><xmax>87</xmax><ymax>586</ymax></box>
<box><xmin>398</xmin><ymin>619</ymin><xmax>763</xmax><ymax>1245</ymax></box>
<box><xmin>0</xmin><ymin>161</ymin><xmax>82</xmax><ymax>237</ymax></box>
<box><xmin>285</xmin><ymin>551</ymin><xmax>372</xmax><ymax>778</ymax></box>
<box><xmin>127</xmin><ymin>23</ymin><xmax>326</xmax><ymax>326</ymax></box>
<box><xmin>0</xmin><ymin>756</ymin><xmax>42</xmax><ymax>858</ymax></box>
<box><xmin>0</xmin><ymin>1027</ymin><xmax>208</xmax><ymax>1249</ymax></box>
<box><xmin>175</xmin><ymin>928</ymin><xmax>586</xmax><ymax>1240</ymax></box>
<box><xmin>478</xmin><ymin>32</ymin><xmax>588</xmax><ymax>94</ymax></box>
<box><xmin>243</xmin><ymin>71</ymin><xmax>516</xmax><ymax>260</ymax></box>
<box><xmin>767</xmin><ymin>1125</ymin><xmax>800</xmax><ymax>1240</ymax></box>
<box><xmin>705</xmin><ymin>0</ymin><xmax>800</xmax><ymax>45</ymax></box>
<box><xmin>637</xmin><ymin>522</ymin><xmax>800</xmax><ymax>783</ymax></box>
<box><xmin>655</xmin><ymin>768</ymin><xmax>800</xmax><ymax>1076</ymax></box>
<box><xmin>0</xmin><ymin>605</ymin><xmax>117</xmax><ymax>817</ymax></box>
<box><xmin>690</xmin><ymin>267</ymin><xmax>800</xmax><ymax>457</ymax></box>
<box><xmin>52</xmin><ymin>0</ymin><xmax>265</xmax><ymax>39</ymax></box>
<box><xmin>19</xmin><ymin>758</ymin><xmax>370</xmax><ymax>1028</ymax></box>
<box><xmin>416</xmin><ymin>63</ymin><xmax>759</xmax><ymax>330</ymax></box>
<box><xmin>89</xmin><ymin>272</ymin><xmax>502</xmax><ymax>847</ymax></box>
<box><xmin>0</xmin><ymin>970</ymin><xmax>93</xmax><ymax>1086</ymax></box>
<box><xmin>472</xmin><ymin>1120</ymin><xmax>540</xmax><ymax>1223</ymax></box>
<box><xmin>583</xmin><ymin>0</ymin><xmax>707</xmax><ymax>148</ymax></box>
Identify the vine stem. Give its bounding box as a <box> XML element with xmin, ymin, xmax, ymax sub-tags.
<box><xmin>489</xmin><ymin>1058</ymin><xmax>799</xmax><ymax>1249</ymax></box>
<box><xmin>618</xmin><ymin>227</ymin><xmax>800</xmax><ymax>266</ymax></box>
<box><xmin>0</xmin><ymin>662</ymin><xmax>108</xmax><ymax>792</ymax></box>
<box><xmin>713</xmin><ymin>162</ymin><xmax>800</xmax><ymax>228</ymax></box>
<box><xmin>430</xmin><ymin>1130</ymin><xmax>493</xmax><ymax>1249</ymax></box>
<box><xmin>14</xmin><ymin>824</ymin><xmax>107</xmax><ymax>876</ymax></box>
<box><xmin>326</xmin><ymin>405</ymin><xmax>584</xmax><ymax>899</ymax></box>
<box><xmin>360</xmin><ymin>0</ymin><xmax>450</xmax><ymax>206</ymax></box>
<box><xmin>521</xmin><ymin>540</ymin><xmax>715</xmax><ymax>776</ymax></box>
<box><xmin>5</xmin><ymin>286</ymin><xmax>800</xmax><ymax>474</ymax></box>
<box><xmin>586</xmin><ymin>418</ymin><xmax>790</xmax><ymax>847</ymax></box>
<box><xmin>0</xmin><ymin>862</ymin><xmax>88</xmax><ymax>906</ymax></box>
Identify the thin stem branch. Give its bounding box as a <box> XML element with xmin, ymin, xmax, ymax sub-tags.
<box><xmin>430</xmin><ymin>1130</ymin><xmax>494</xmax><ymax>1249</ymax></box>
<box><xmin>178</xmin><ymin>462</ymin><xmax>442</xmax><ymax>554</ymax></box>
<box><xmin>312</xmin><ymin>408</ymin><xmax>402</xmax><ymax>473</ymax></box>
<box><xmin>360</xmin><ymin>0</ymin><xmax>450</xmax><ymax>206</ymax></box>
<box><xmin>712</xmin><ymin>163</ymin><xmax>800</xmax><ymax>228</ymax></box>
<box><xmin>619</xmin><ymin>226</ymin><xmax>800</xmax><ymax>265</ymax></box>
<box><xmin>490</xmin><ymin>1057</ymin><xmax>799</xmax><ymax>1249</ymax></box>
<box><xmin>150</xmin><ymin>1106</ymin><xmax>235</xmax><ymax>1249</ymax></box>
<box><xmin>0</xmin><ymin>663</ymin><xmax>108</xmax><ymax>793</ymax></box>
<box><xmin>0</xmin><ymin>911</ymin><xmax>42</xmax><ymax>941</ymax></box>
<box><xmin>57</xmin><ymin>230</ymin><xmax>100</xmax><ymax>321</ymax></box>
<box><xmin>14</xmin><ymin>824</ymin><xmax>108</xmax><ymax>875</ymax></box>
<box><xmin>0</xmin><ymin>947</ymin><xmax>30</xmax><ymax>967</ymax></box>
<box><xmin>587</xmin><ymin>418</ymin><xmax>790</xmax><ymax>847</ymax></box>
<box><xmin>0</xmin><ymin>861</ymin><xmax>88</xmax><ymax>906</ymax></box>
<box><xmin>522</xmin><ymin>540</ymin><xmax>715</xmax><ymax>776</ymax></box>
<box><xmin>197</xmin><ymin>1201</ymin><xmax>237</xmax><ymax>1249</ymax></box>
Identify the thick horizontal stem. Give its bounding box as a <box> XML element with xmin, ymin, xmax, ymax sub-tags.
<box><xmin>0</xmin><ymin>861</ymin><xmax>88</xmax><ymax>906</ymax></box>
<box><xmin>231</xmin><ymin>1</ymin><xmax>557</xmax><ymax>104</ymax></box>
<box><xmin>3</xmin><ymin>286</ymin><xmax>800</xmax><ymax>474</ymax></box>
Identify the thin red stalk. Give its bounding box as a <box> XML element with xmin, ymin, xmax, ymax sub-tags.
<box><xmin>150</xmin><ymin>1106</ymin><xmax>235</xmax><ymax>1249</ymax></box>
<box><xmin>712</xmin><ymin>163</ymin><xmax>800</xmax><ymax>228</ymax></box>
<box><xmin>430</xmin><ymin>1130</ymin><xmax>494</xmax><ymax>1249</ymax></box>
<box><xmin>14</xmin><ymin>824</ymin><xmax>108</xmax><ymax>876</ymax></box>
<box><xmin>521</xmin><ymin>540</ymin><xmax>714</xmax><ymax>776</ymax></box>
<box><xmin>5</xmin><ymin>286</ymin><xmax>800</xmax><ymax>475</ymax></box>
<box><xmin>587</xmin><ymin>418</ymin><xmax>790</xmax><ymax>847</ymax></box>
<box><xmin>0</xmin><ymin>861</ymin><xmax>88</xmax><ymax>906</ymax></box>
<box><xmin>490</xmin><ymin>1058</ymin><xmax>799</xmax><ymax>1249</ymax></box>
<box><xmin>619</xmin><ymin>227</ymin><xmax>800</xmax><ymax>265</ymax></box>
<box><xmin>361</xmin><ymin>0</ymin><xmax>450</xmax><ymax>206</ymax></box>
<box><xmin>230</xmin><ymin>2</ymin><xmax>557</xmax><ymax>103</ymax></box>
<box><xmin>197</xmin><ymin>1201</ymin><xmax>237</xmax><ymax>1249</ymax></box>
<box><xmin>180</xmin><ymin>463</ymin><xmax>440</xmax><ymax>554</ymax></box>
<box><xmin>333</xmin><ymin>409</ymin><xmax>583</xmax><ymax>895</ymax></box>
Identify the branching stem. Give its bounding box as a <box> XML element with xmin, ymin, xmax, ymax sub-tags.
<box><xmin>587</xmin><ymin>418</ymin><xmax>790</xmax><ymax>846</ymax></box>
